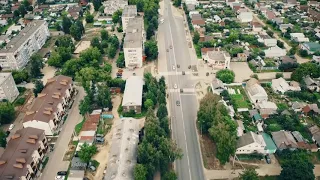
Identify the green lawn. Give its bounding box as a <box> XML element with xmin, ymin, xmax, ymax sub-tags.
<box><xmin>230</xmin><ymin>93</ymin><xmax>250</xmax><ymax>109</ymax></box>
<box><xmin>74</xmin><ymin>119</ymin><xmax>85</xmax><ymax>135</ymax></box>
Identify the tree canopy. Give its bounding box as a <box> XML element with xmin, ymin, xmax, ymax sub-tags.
<box><xmin>145</xmin><ymin>40</ymin><xmax>158</xmax><ymax>60</ymax></box>
<box><xmin>0</xmin><ymin>102</ymin><xmax>15</xmax><ymax>124</ymax></box>
<box><xmin>197</xmin><ymin>93</ymin><xmax>236</xmax><ymax>164</ymax></box>
<box><xmin>29</xmin><ymin>54</ymin><xmax>44</xmax><ymax>78</ymax></box>
<box><xmin>291</xmin><ymin>62</ymin><xmax>320</xmax><ymax>82</ymax></box>
<box><xmin>78</xmin><ymin>143</ymin><xmax>98</xmax><ymax>163</ymax></box>
<box><xmin>216</xmin><ymin>69</ymin><xmax>235</xmax><ymax>84</ymax></box>
<box><xmin>239</xmin><ymin>168</ymin><xmax>259</xmax><ymax>180</ymax></box>
<box><xmin>278</xmin><ymin>150</ymin><xmax>315</xmax><ymax>180</ymax></box>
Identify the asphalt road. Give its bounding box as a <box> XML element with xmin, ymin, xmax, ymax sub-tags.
<box><xmin>39</xmin><ymin>86</ymin><xmax>85</xmax><ymax>180</ymax></box>
<box><xmin>160</xmin><ymin>1</ymin><xmax>205</xmax><ymax>180</ymax></box>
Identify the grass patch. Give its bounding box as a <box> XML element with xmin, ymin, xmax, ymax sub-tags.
<box><xmin>75</xmin><ymin>119</ymin><xmax>85</xmax><ymax>135</ymax></box>
<box><xmin>267</xmin><ymin>123</ymin><xmax>283</xmax><ymax>132</ymax></box>
<box><xmin>14</xmin><ymin>97</ymin><xmax>26</xmax><ymax>106</ymax></box>
<box><xmin>237</xmin><ymin>153</ymin><xmax>264</xmax><ymax>161</ymax></box>
<box><xmin>230</xmin><ymin>94</ymin><xmax>250</xmax><ymax>109</ymax></box>
<box><xmin>72</xmin><ymin>141</ymin><xmax>79</xmax><ymax>146</ymax></box>
<box><xmin>277</xmin><ymin>103</ymin><xmax>288</xmax><ymax>111</ymax></box>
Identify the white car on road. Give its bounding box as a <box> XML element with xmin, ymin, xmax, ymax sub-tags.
<box><xmin>8</xmin><ymin>124</ymin><xmax>14</xmax><ymax>131</ymax></box>
<box><xmin>172</xmin><ymin>65</ymin><xmax>176</xmax><ymax>70</ymax></box>
<box><xmin>174</xmin><ymin>84</ymin><xmax>178</xmax><ymax>89</ymax></box>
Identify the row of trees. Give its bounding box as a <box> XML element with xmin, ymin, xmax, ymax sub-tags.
<box><xmin>48</xmin><ymin>35</ymin><xmax>75</xmax><ymax>67</ymax></box>
<box><xmin>142</xmin><ymin>73</ymin><xmax>166</xmax><ymax>110</ymax></box>
<box><xmin>197</xmin><ymin>93</ymin><xmax>237</xmax><ymax>164</ymax></box>
<box><xmin>134</xmin><ymin>107</ymin><xmax>181</xmax><ymax>179</ymax></box>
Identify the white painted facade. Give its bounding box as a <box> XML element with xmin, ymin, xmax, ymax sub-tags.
<box><xmin>0</xmin><ymin>73</ymin><xmax>19</xmax><ymax>102</ymax></box>
<box><xmin>23</xmin><ymin>120</ymin><xmax>55</xmax><ymax>136</ymax></box>
<box><xmin>236</xmin><ymin>132</ymin><xmax>267</xmax><ymax>154</ymax></box>
<box><xmin>0</xmin><ymin>20</ymin><xmax>50</xmax><ymax>70</ymax></box>
<box><xmin>124</xmin><ymin>47</ymin><xmax>143</xmax><ymax>68</ymax></box>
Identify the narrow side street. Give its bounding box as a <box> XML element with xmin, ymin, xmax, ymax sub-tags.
<box><xmin>39</xmin><ymin>86</ymin><xmax>85</xmax><ymax>180</ymax></box>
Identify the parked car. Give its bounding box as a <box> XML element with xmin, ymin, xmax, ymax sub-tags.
<box><xmin>8</xmin><ymin>124</ymin><xmax>14</xmax><ymax>131</ymax></box>
<box><xmin>176</xmin><ymin>101</ymin><xmax>180</xmax><ymax>106</ymax></box>
<box><xmin>57</xmin><ymin>171</ymin><xmax>67</xmax><ymax>176</ymax></box>
<box><xmin>265</xmin><ymin>155</ymin><xmax>271</xmax><ymax>164</ymax></box>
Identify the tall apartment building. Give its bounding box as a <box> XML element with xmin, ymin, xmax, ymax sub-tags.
<box><xmin>0</xmin><ymin>73</ymin><xmax>19</xmax><ymax>102</ymax></box>
<box><xmin>0</xmin><ymin>127</ymin><xmax>48</xmax><ymax>180</ymax></box>
<box><xmin>23</xmin><ymin>75</ymin><xmax>74</xmax><ymax>136</ymax></box>
<box><xmin>123</xmin><ymin>17</ymin><xmax>144</xmax><ymax>69</ymax></box>
<box><xmin>0</xmin><ymin>20</ymin><xmax>50</xmax><ymax>70</ymax></box>
<box><xmin>103</xmin><ymin>0</ymin><xmax>128</xmax><ymax>15</ymax></box>
<box><xmin>122</xmin><ymin>5</ymin><xmax>137</xmax><ymax>32</ymax></box>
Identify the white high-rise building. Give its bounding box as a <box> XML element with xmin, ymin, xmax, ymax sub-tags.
<box><xmin>124</xmin><ymin>17</ymin><xmax>145</xmax><ymax>69</ymax></box>
<box><xmin>0</xmin><ymin>20</ymin><xmax>50</xmax><ymax>70</ymax></box>
<box><xmin>122</xmin><ymin>5</ymin><xmax>137</xmax><ymax>32</ymax></box>
<box><xmin>0</xmin><ymin>73</ymin><xmax>19</xmax><ymax>102</ymax></box>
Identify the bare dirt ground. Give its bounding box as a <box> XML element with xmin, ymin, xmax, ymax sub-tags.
<box><xmin>200</xmin><ymin>134</ymin><xmax>224</xmax><ymax>170</ymax></box>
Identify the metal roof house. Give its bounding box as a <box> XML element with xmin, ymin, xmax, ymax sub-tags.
<box><xmin>122</xmin><ymin>76</ymin><xmax>144</xmax><ymax>113</ymax></box>
<box><xmin>104</xmin><ymin>118</ymin><xmax>140</xmax><ymax>180</ymax></box>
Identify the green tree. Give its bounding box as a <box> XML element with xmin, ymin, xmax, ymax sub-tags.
<box><xmin>78</xmin><ymin>143</ymin><xmax>98</xmax><ymax>163</ymax></box>
<box><xmin>85</xmin><ymin>14</ymin><xmax>94</xmax><ymax>23</ymax></box>
<box><xmin>61</xmin><ymin>58</ymin><xmax>83</xmax><ymax>77</ymax></box>
<box><xmin>55</xmin><ymin>35</ymin><xmax>75</xmax><ymax>51</ymax></box>
<box><xmin>93</xmin><ymin>0</ymin><xmax>102</xmax><ymax>11</ymax></box>
<box><xmin>144</xmin><ymin>99</ymin><xmax>154</xmax><ymax>109</ymax></box>
<box><xmin>107</xmin><ymin>46</ymin><xmax>117</xmax><ymax>58</ymax></box>
<box><xmin>0</xmin><ymin>129</ymin><xmax>7</xmax><ymax>147</ymax></box>
<box><xmin>0</xmin><ymin>102</ymin><xmax>15</xmax><ymax>124</ymax></box>
<box><xmin>193</xmin><ymin>31</ymin><xmax>200</xmax><ymax>44</ymax></box>
<box><xmin>157</xmin><ymin>104</ymin><xmax>168</xmax><ymax>120</ymax></box>
<box><xmin>99</xmin><ymin>5</ymin><xmax>105</xmax><ymax>13</ymax></box>
<box><xmin>266</xmin><ymin>30</ymin><xmax>274</xmax><ymax>37</ymax></box>
<box><xmin>112</xmin><ymin>10</ymin><xmax>122</xmax><ymax>23</ymax></box>
<box><xmin>277</xmin><ymin>40</ymin><xmax>284</xmax><ymax>48</ymax></box>
<box><xmin>91</xmin><ymin>37</ymin><xmax>103</xmax><ymax>53</ymax></box>
<box><xmin>278</xmin><ymin>150</ymin><xmax>315</xmax><ymax>180</ymax></box>
<box><xmin>291</xmin><ymin>62</ymin><xmax>320</xmax><ymax>82</ymax></box>
<box><xmin>29</xmin><ymin>54</ymin><xmax>44</xmax><ymax>78</ymax></box>
<box><xmin>173</xmin><ymin>0</ymin><xmax>181</xmax><ymax>7</ymax></box>
<box><xmin>216</xmin><ymin>69</ymin><xmax>235</xmax><ymax>84</ymax></box>
<box><xmin>163</xmin><ymin>171</ymin><xmax>177</xmax><ymax>180</ymax></box>
<box><xmin>299</xmin><ymin>49</ymin><xmax>308</xmax><ymax>57</ymax></box>
<box><xmin>80</xmin><ymin>47</ymin><xmax>102</xmax><ymax>64</ymax></box>
<box><xmin>62</xmin><ymin>16</ymin><xmax>72</xmax><ymax>34</ymax></box>
<box><xmin>100</xmin><ymin>29</ymin><xmax>109</xmax><ymax>40</ymax></box>
<box><xmin>18</xmin><ymin>4</ymin><xmax>27</xmax><ymax>17</ymax></box>
<box><xmin>96</xmin><ymin>84</ymin><xmax>112</xmax><ymax>109</ymax></box>
<box><xmin>276</xmin><ymin>73</ymin><xmax>284</xmax><ymax>79</ymax></box>
<box><xmin>134</xmin><ymin>164</ymin><xmax>147</xmax><ymax>180</ymax></box>
<box><xmin>79</xmin><ymin>96</ymin><xmax>92</xmax><ymax>116</ymax></box>
<box><xmin>33</xmin><ymin>80</ymin><xmax>44</xmax><ymax>97</ymax></box>
<box><xmin>70</xmin><ymin>23</ymin><xmax>82</xmax><ymax>41</ymax></box>
<box><xmin>12</xmin><ymin>70</ymin><xmax>29</xmax><ymax>84</ymax></box>
<box><xmin>239</xmin><ymin>168</ymin><xmax>259</xmax><ymax>180</ymax></box>
<box><xmin>145</xmin><ymin>40</ymin><xmax>158</xmax><ymax>60</ymax></box>
<box><xmin>116</xmin><ymin>52</ymin><xmax>125</xmax><ymax>68</ymax></box>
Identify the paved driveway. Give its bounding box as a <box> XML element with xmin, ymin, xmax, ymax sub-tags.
<box><xmin>39</xmin><ymin>86</ymin><xmax>85</xmax><ymax>180</ymax></box>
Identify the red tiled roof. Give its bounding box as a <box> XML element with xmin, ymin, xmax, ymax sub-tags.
<box><xmin>81</xmin><ymin>114</ymin><xmax>100</xmax><ymax>131</ymax></box>
<box><xmin>80</xmin><ymin>136</ymin><xmax>94</xmax><ymax>141</ymax></box>
<box><xmin>266</xmin><ymin>10</ymin><xmax>276</xmax><ymax>19</ymax></box>
<box><xmin>201</xmin><ymin>48</ymin><xmax>215</xmax><ymax>54</ymax></box>
<box><xmin>192</xmin><ymin>19</ymin><xmax>205</xmax><ymax>26</ymax></box>
<box><xmin>1</xmin><ymin>14</ymin><xmax>14</xmax><ymax>18</ymax></box>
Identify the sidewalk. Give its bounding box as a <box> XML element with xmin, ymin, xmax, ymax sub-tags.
<box><xmin>39</xmin><ymin>86</ymin><xmax>85</xmax><ymax>180</ymax></box>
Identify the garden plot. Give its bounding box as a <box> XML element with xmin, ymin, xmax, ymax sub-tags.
<box><xmin>227</xmin><ymin>87</ymin><xmax>251</xmax><ymax>111</ymax></box>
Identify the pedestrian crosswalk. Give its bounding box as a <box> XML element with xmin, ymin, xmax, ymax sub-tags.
<box><xmin>168</xmin><ymin>88</ymin><xmax>196</xmax><ymax>93</ymax></box>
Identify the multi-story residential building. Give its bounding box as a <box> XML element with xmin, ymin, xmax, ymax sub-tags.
<box><xmin>23</xmin><ymin>75</ymin><xmax>74</xmax><ymax>136</ymax></box>
<box><xmin>122</xmin><ymin>5</ymin><xmax>137</xmax><ymax>32</ymax></box>
<box><xmin>103</xmin><ymin>0</ymin><xmax>128</xmax><ymax>15</ymax></box>
<box><xmin>124</xmin><ymin>17</ymin><xmax>144</xmax><ymax>68</ymax></box>
<box><xmin>0</xmin><ymin>73</ymin><xmax>19</xmax><ymax>102</ymax></box>
<box><xmin>0</xmin><ymin>20</ymin><xmax>50</xmax><ymax>70</ymax></box>
<box><xmin>0</xmin><ymin>127</ymin><xmax>48</xmax><ymax>180</ymax></box>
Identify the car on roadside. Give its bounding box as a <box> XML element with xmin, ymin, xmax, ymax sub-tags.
<box><xmin>172</xmin><ymin>65</ymin><xmax>175</xmax><ymax>70</ymax></box>
<box><xmin>174</xmin><ymin>84</ymin><xmax>177</xmax><ymax>89</ymax></box>
<box><xmin>55</xmin><ymin>171</ymin><xmax>67</xmax><ymax>180</ymax></box>
<box><xmin>8</xmin><ymin>124</ymin><xmax>14</xmax><ymax>131</ymax></box>
<box><xmin>265</xmin><ymin>155</ymin><xmax>271</xmax><ymax>164</ymax></box>
<box><xmin>176</xmin><ymin>100</ymin><xmax>180</xmax><ymax>106</ymax></box>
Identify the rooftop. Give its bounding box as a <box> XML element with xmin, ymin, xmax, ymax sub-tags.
<box><xmin>122</xmin><ymin>5</ymin><xmax>137</xmax><ymax>17</ymax></box>
<box><xmin>0</xmin><ymin>127</ymin><xmax>45</xmax><ymax>179</ymax></box>
<box><xmin>80</xmin><ymin>114</ymin><xmax>100</xmax><ymax>132</ymax></box>
<box><xmin>124</xmin><ymin>17</ymin><xmax>143</xmax><ymax>48</ymax></box>
<box><xmin>104</xmin><ymin>118</ymin><xmax>140</xmax><ymax>180</ymax></box>
<box><xmin>237</xmin><ymin>132</ymin><xmax>265</xmax><ymax>148</ymax></box>
<box><xmin>0</xmin><ymin>20</ymin><xmax>47</xmax><ymax>53</ymax></box>
<box><xmin>23</xmin><ymin>75</ymin><xmax>73</xmax><ymax>124</ymax></box>
<box><xmin>122</xmin><ymin>76</ymin><xmax>144</xmax><ymax>107</ymax></box>
<box><xmin>0</xmin><ymin>73</ymin><xmax>12</xmax><ymax>85</ymax></box>
<box><xmin>271</xmin><ymin>130</ymin><xmax>298</xmax><ymax>149</ymax></box>
<box><xmin>262</xmin><ymin>133</ymin><xmax>277</xmax><ymax>151</ymax></box>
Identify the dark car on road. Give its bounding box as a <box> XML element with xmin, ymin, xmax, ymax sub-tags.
<box><xmin>265</xmin><ymin>155</ymin><xmax>271</xmax><ymax>164</ymax></box>
<box><xmin>57</xmin><ymin>171</ymin><xmax>67</xmax><ymax>176</ymax></box>
<box><xmin>176</xmin><ymin>100</ymin><xmax>180</xmax><ymax>106</ymax></box>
